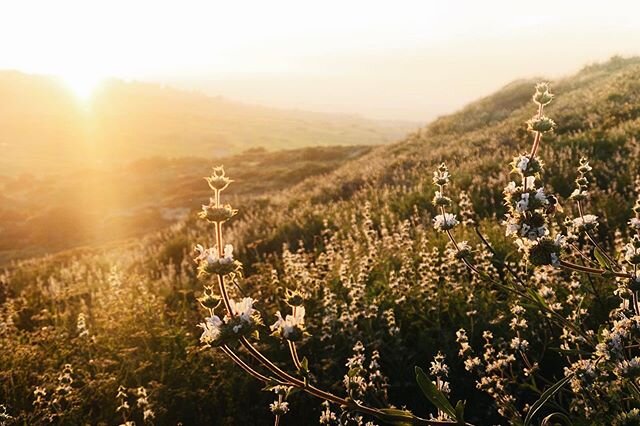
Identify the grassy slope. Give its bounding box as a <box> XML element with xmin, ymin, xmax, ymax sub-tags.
<box><xmin>215</xmin><ymin>56</ymin><xmax>640</xmax><ymax>265</ymax></box>
<box><xmin>0</xmin><ymin>145</ymin><xmax>371</xmax><ymax>263</ymax></box>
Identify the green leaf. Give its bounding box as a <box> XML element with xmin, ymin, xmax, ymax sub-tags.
<box><xmin>455</xmin><ymin>400</ymin><xmax>465</xmax><ymax>425</ymax></box>
<box><xmin>415</xmin><ymin>366</ymin><xmax>456</xmax><ymax>419</ymax></box>
<box><xmin>379</xmin><ymin>408</ymin><xmax>414</xmax><ymax>425</ymax></box>
<box><xmin>594</xmin><ymin>247</ymin><xmax>611</xmax><ymax>270</ymax></box>
<box><xmin>524</xmin><ymin>374</ymin><xmax>574</xmax><ymax>426</ymax></box>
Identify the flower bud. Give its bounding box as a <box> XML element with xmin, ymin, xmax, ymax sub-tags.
<box><xmin>533</xmin><ymin>90</ymin><xmax>553</xmax><ymax>106</ymax></box>
<box><xmin>205</xmin><ymin>166</ymin><xmax>232</xmax><ymax>191</ymax></box>
<box><xmin>198</xmin><ymin>289</ymin><xmax>222</xmax><ymax>310</ymax></box>
<box><xmin>527</xmin><ymin>116</ymin><xmax>556</xmax><ymax>133</ymax></box>
<box><xmin>199</xmin><ymin>202</ymin><xmax>238</xmax><ymax>223</ymax></box>
<box><xmin>432</xmin><ymin>191</ymin><xmax>452</xmax><ymax>207</ymax></box>
<box><xmin>285</xmin><ymin>289</ymin><xmax>304</xmax><ymax>307</ymax></box>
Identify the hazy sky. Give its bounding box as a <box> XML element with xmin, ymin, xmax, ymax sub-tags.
<box><xmin>1</xmin><ymin>0</ymin><xmax>640</xmax><ymax>121</ymax></box>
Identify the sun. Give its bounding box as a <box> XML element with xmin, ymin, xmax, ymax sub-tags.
<box><xmin>58</xmin><ymin>71</ymin><xmax>105</xmax><ymax>102</ymax></box>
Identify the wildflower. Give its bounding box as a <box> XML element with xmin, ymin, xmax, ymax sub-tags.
<box><xmin>511</xmin><ymin>154</ymin><xmax>544</xmax><ymax>176</ymax></box>
<box><xmin>629</xmin><ymin>217</ymin><xmax>640</xmax><ymax>230</ymax></box>
<box><xmin>432</xmin><ymin>163</ymin><xmax>450</xmax><ymax>186</ymax></box>
<box><xmin>504</xmin><ymin>181</ymin><xmax>517</xmax><ymax>195</ymax></box>
<box><xmin>76</xmin><ymin>312</ymin><xmax>89</xmax><ymax>338</ymax></box>
<box><xmin>33</xmin><ymin>385</ymin><xmax>47</xmax><ymax>407</ymax></box>
<box><xmin>454</xmin><ymin>240</ymin><xmax>472</xmax><ymax>259</ymax></box>
<box><xmin>0</xmin><ymin>405</ymin><xmax>12</xmax><ymax>424</ymax></box>
<box><xmin>526</xmin><ymin>235</ymin><xmax>564</xmax><ymax>266</ymax></box>
<box><xmin>572</xmin><ymin>214</ymin><xmax>599</xmax><ymax>233</ymax></box>
<box><xmin>577</xmin><ymin>159</ymin><xmax>592</xmax><ymax>174</ymax></box>
<box><xmin>270</xmin><ymin>306</ymin><xmax>306</xmax><ymax>341</ymax></box>
<box><xmin>614</xmin><ymin>357</ymin><xmax>640</xmax><ymax>378</ymax></box>
<box><xmin>429</xmin><ymin>352</ymin><xmax>449</xmax><ymax>377</ymax></box>
<box><xmin>143</xmin><ymin>409</ymin><xmax>155</xmax><ymax>421</ymax></box>
<box><xmin>269</xmin><ymin>400</ymin><xmax>290</xmax><ymax>416</ymax></box>
<box><xmin>198</xmin><ymin>314</ymin><xmax>223</xmax><ymax>344</ymax></box>
<box><xmin>516</xmin><ymin>193</ymin><xmax>530</xmax><ymax>212</ymax></box>
<box><xmin>433</xmin><ymin>213</ymin><xmax>459</xmax><ymax>231</ymax></box>
<box><xmin>515</xmin><ymin>155</ymin><xmax>529</xmax><ymax>172</ymax></box>
<box><xmin>194</xmin><ymin>244</ymin><xmax>241</xmax><ymax>276</ymax></box>
<box><xmin>510</xmin><ymin>337</ymin><xmax>529</xmax><ymax>351</ymax></box>
<box><xmin>624</xmin><ymin>236</ymin><xmax>640</xmax><ymax>265</ymax></box>
<box><xmin>464</xmin><ymin>357</ymin><xmax>481</xmax><ymax>371</ymax></box>
<box><xmin>319</xmin><ymin>401</ymin><xmax>337</xmax><ymax>424</ymax></box>
<box><xmin>229</xmin><ymin>297</ymin><xmax>257</xmax><ymax>324</ymax></box>
<box><xmin>569</xmin><ymin>188</ymin><xmax>588</xmax><ymax>201</ymax></box>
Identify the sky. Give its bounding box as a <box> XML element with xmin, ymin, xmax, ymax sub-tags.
<box><xmin>1</xmin><ymin>0</ymin><xmax>640</xmax><ymax>121</ymax></box>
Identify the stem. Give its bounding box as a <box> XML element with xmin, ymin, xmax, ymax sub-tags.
<box><xmin>288</xmin><ymin>341</ymin><xmax>303</xmax><ymax>371</ymax></box>
<box><xmin>524</xmin><ymin>103</ymin><xmax>544</xmax><ymax>193</ymax></box>
<box><xmin>576</xmin><ymin>200</ymin><xmax>619</xmax><ymax>270</ymax></box>
<box><xmin>529</xmin><ymin>103</ymin><xmax>544</xmax><ymax>159</ymax></box>
<box><xmin>218</xmin><ymin>274</ymin><xmax>234</xmax><ymax>316</ymax></box>
<box><xmin>559</xmin><ymin>259</ymin><xmax>631</xmax><ymax>278</ymax></box>
<box><xmin>220</xmin><ymin>345</ymin><xmax>285</xmax><ymax>385</ymax></box>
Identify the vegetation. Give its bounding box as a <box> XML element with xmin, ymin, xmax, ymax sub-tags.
<box><xmin>0</xmin><ymin>145</ymin><xmax>370</xmax><ymax>263</ymax></box>
<box><xmin>3</xmin><ymin>57</ymin><xmax>640</xmax><ymax>425</ymax></box>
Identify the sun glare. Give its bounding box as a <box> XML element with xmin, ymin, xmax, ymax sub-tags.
<box><xmin>59</xmin><ymin>72</ymin><xmax>104</xmax><ymax>102</ymax></box>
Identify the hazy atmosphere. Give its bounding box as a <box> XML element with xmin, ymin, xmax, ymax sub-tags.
<box><xmin>2</xmin><ymin>1</ymin><xmax>639</xmax><ymax>120</ymax></box>
<box><xmin>3</xmin><ymin>2</ymin><xmax>640</xmax><ymax>425</ymax></box>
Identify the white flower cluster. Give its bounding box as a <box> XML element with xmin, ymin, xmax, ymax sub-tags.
<box><xmin>572</xmin><ymin>214</ymin><xmax>599</xmax><ymax>233</ymax></box>
<box><xmin>270</xmin><ymin>307</ymin><xmax>306</xmax><ymax>341</ymax></box>
<box><xmin>433</xmin><ymin>213</ymin><xmax>459</xmax><ymax>232</ymax></box>
<box><xmin>199</xmin><ymin>314</ymin><xmax>224</xmax><ymax>344</ymax></box>
<box><xmin>198</xmin><ymin>297</ymin><xmax>259</xmax><ymax>345</ymax></box>
<box><xmin>195</xmin><ymin>243</ymin><xmax>234</xmax><ymax>267</ymax></box>
<box><xmin>269</xmin><ymin>400</ymin><xmax>290</xmax><ymax>416</ymax></box>
<box><xmin>194</xmin><ymin>243</ymin><xmax>239</xmax><ymax>276</ymax></box>
<box><xmin>624</xmin><ymin>236</ymin><xmax>640</xmax><ymax>266</ymax></box>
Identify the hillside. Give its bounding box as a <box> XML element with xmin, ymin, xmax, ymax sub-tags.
<box><xmin>3</xmin><ymin>57</ymin><xmax>640</xmax><ymax>425</ymax></box>
<box><xmin>0</xmin><ymin>71</ymin><xmax>414</xmax><ymax>174</ymax></box>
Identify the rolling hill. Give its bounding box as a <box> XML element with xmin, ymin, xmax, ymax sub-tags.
<box><xmin>0</xmin><ymin>71</ymin><xmax>414</xmax><ymax>175</ymax></box>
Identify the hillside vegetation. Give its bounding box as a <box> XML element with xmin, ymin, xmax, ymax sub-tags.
<box><xmin>2</xmin><ymin>57</ymin><xmax>640</xmax><ymax>425</ymax></box>
<box><xmin>0</xmin><ymin>145</ymin><xmax>370</xmax><ymax>263</ymax></box>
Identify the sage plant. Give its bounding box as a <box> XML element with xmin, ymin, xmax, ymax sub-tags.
<box><xmin>194</xmin><ymin>167</ymin><xmax>468</xmax><ymax>425</ymax></box>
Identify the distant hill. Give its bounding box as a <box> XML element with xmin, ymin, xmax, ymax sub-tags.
<box><xmin>0</xmin><ymin>145</ymin><xmax>371</xmax><ymax>263</ymax></box>
<box><xmin>0</xmin><ymin>71</ymin><xmax>414</xmax><ymax>174</ymax></box>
